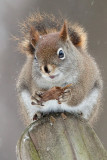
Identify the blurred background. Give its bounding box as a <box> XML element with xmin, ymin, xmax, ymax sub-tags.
<box><xmin>0</xmin><ymin>0</ymin><xmax>107</xmax><ymax>159</ymax></box>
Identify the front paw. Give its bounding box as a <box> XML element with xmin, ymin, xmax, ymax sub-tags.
<box><xmin>33</xmin><ymin>112</ymin><xmax>43</xmax><ymax>121</ymax></box>
<box><xmin>31</xmin><ymin>90</ymin><xmax>44</xmax><ymax>107</ymax></box>
<box><xmin>58</xmin><ymin>88</ymin><xmax>71</xmax><ymax>103</ymax></box>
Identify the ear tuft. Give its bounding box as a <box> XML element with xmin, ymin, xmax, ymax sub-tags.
<box><xmin>59</xmin><ymin>21</ymin><xmax>68</xmax><ymax>41</ymax></box>
<box><xmin>30</xmin><ymin>26</ymin><xmax>39</xmax><ymax>47</ymax></box>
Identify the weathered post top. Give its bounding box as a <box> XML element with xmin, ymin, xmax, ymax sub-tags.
<box><xmin>16</xmin><ymin>113</ymin><xmax>107</xmax><ymax>160</ymax></box>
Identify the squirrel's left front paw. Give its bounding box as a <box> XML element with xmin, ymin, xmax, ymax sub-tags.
<box><xmin>58</xmin><ymin>88</ymin><xmax>71</xmax><ymax>103</ymax></box>
<box><xmin>31</xmin><ymin>90</ymin><xmax>44</xmax><ymax>107</ymax></box>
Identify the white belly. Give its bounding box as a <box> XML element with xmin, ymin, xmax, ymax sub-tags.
<box><xmin>21</xmin><ymin>88</ymin><xmax>99</xmax><ymax>122</ymax></box>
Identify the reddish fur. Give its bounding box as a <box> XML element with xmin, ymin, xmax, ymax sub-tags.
<box><xmin>17</xmin><ymin>12</ymin><xmax>87</xmax><ymax>55</ymax></box>
<box><xmin>59</xmin><ymin>21</ymin><xmax>68</xmax><ymax>41</ymax></box>
<box><xmin>36</xmin><ymin>32</ymin><xmax>60</xmax><ymax>61</ymax></box>
<box><xmin>30</xmin><ymin>26</ymin><xmax>39</xmax><ymax>47</ymax></box>
<box><xmin>16</xmin><ymin>13</ymin><xmax>102</xmax><ymax>126</ymax></box>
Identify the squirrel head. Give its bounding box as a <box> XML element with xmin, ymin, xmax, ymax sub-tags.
<box><xmin>24</xmin><ymin>22</ymin><xmax>86</xmax><ymax>82</ymax></box>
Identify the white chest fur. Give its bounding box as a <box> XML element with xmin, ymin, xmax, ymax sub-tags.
<box><xmin>21</xmin><ymin>87</ymin><xmax>99</xmax><ymax>121</ymax></box>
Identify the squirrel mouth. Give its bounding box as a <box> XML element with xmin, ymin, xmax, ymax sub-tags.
<box><xmin>49</xmin><ymin>74</ymin><xmax>59</xmax><ymax>79</ymax></box>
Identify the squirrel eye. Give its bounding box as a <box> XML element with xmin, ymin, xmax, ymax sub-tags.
<box><xmin>57</xmin><ymin>48</ymin><xmax>65</xmax><ymax>60</ymax></box>
<box><xmin>34</xmin><ymin>55</ymin><xmax>38</xmax><ymax>62</ymax></box>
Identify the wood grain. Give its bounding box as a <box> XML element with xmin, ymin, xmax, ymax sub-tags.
<box><xmin>16</xmin><ymin>113</ymin><xmax>107</xmax><ymax>160</ymax></box>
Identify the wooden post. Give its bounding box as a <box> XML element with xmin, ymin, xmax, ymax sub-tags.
<box><xmin>16</xmin><ymin>113</ymin><xmax>107</xmax><ymax>160</ymax></box>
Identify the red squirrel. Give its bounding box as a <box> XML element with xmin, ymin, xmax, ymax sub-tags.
<box><xmin>16</xmin><ymin>13</ymin><xmax>103</xmax><ymax>125</ymax></box>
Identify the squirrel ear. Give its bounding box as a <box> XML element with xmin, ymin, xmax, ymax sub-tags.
<box><xmin>59</xmin><ymin>21</ymin><xmax>68</xmax><ymax>41</ymax></box>
<box><xmin>30</xmin><ymin>26</ymin><xmax>39</xmax><ymax>48</ymax></box>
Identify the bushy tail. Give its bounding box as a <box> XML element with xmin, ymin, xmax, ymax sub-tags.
<box><xmin>17</xmin><ymin>12</ymin><xmax>87</xmax><ymax>54</ymax></box>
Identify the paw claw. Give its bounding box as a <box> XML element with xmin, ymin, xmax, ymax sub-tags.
<box><xmin>31</xmin><ymin>90</ymin><xmax>44</xmax><ymax>107</ymax></box>
<box><xmin>31</xmin><ymin>101</ymin><xmax>36</xmax><ymax>105</ymax></box>
<box><xmin>64</xmin><ymin>88</ymin><xmax>71</xmax><ymax>93</ymax></box>
<box><xmin>58</xmin><ymin>94</ymin><xmax>69</xmax><ymax>103</ymax></box>
<box><xmin>33</xmin><ymin>112</ymin><xmax>42</xmax><ymax>121</ymax></box>
<box><xmin>50</xmin><ymin>116</ymin><xmax>56</xmax><ymax>124</ymax></box>
<box><xmin>61</xmin><ymin>113</ymin><xmax>67</xmax><ymax>120</ymax></box>
<box><xmin>36</xmin><ymin>91</ymin><xmax>44</xmax><ymax>96</ymax></box>
<box><xmin>58</xmin><ymin>88</ymin><xmax>71</xmax><ymax>103</ymax></box>
<box><xmin>78</xmin><ymin>112</ymin><xmax>83</xmax><ymax>116</ymax></box>
<box><xmin>33</xmin><ymin>114</ymin><xmax>38</xmax><ymax>121</ymax></box>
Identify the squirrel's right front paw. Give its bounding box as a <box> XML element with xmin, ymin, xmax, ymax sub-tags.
<box><xmin>33</xmin><ymin>112</ymin><xmax>42</xmax><ymax>121</ymax></box>
<box><xmin>31</xmin><ymin>91</ymin><xmax>44</xmax><ymax>107</ymax></box>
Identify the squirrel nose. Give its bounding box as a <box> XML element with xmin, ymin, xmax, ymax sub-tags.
<box><xmin>41</xmin><ymin>64</ymin><xmax>55</xmax><ymax>74</ymax></box>
<box><xmin>44</xmin><ymin>65</ymin><xmax>50</xmax><ymax>73</ymax></box>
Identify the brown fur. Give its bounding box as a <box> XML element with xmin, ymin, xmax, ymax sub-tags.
<box><xmin>16</xmin><ymin>12</ymin><xmax>103</xmax><ymax>126</ymax></box>
<box><xmin>30</xmin><ymin>26</ymin><xmax>39</xmax><ymax>47</ymax></box>
<box><xmin>17</xmin><ymin>12</ymin><xmax>87</xmax><ymax>55</ymax></box>
<box><xmin>59</xmin><ymin>21</ymin><xmax>68</xmax><ymax>41</ymax></box>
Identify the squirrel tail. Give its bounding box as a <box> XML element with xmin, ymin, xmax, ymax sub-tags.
<box><xmin>17</xmin><ymin>12</ymin><xmax>87</xmax><ymax>54</ymax></box>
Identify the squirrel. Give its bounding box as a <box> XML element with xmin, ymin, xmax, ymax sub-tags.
<box><xmin>16</xmin><ymin>12</ymin><xmax>103</xmax><ymax>126</ymax></box>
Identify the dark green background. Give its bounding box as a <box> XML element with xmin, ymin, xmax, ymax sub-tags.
<box><xmin>0</xmin><ymin>0</ymin><xmax>107</xmax><ymax>159</ymax></box>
